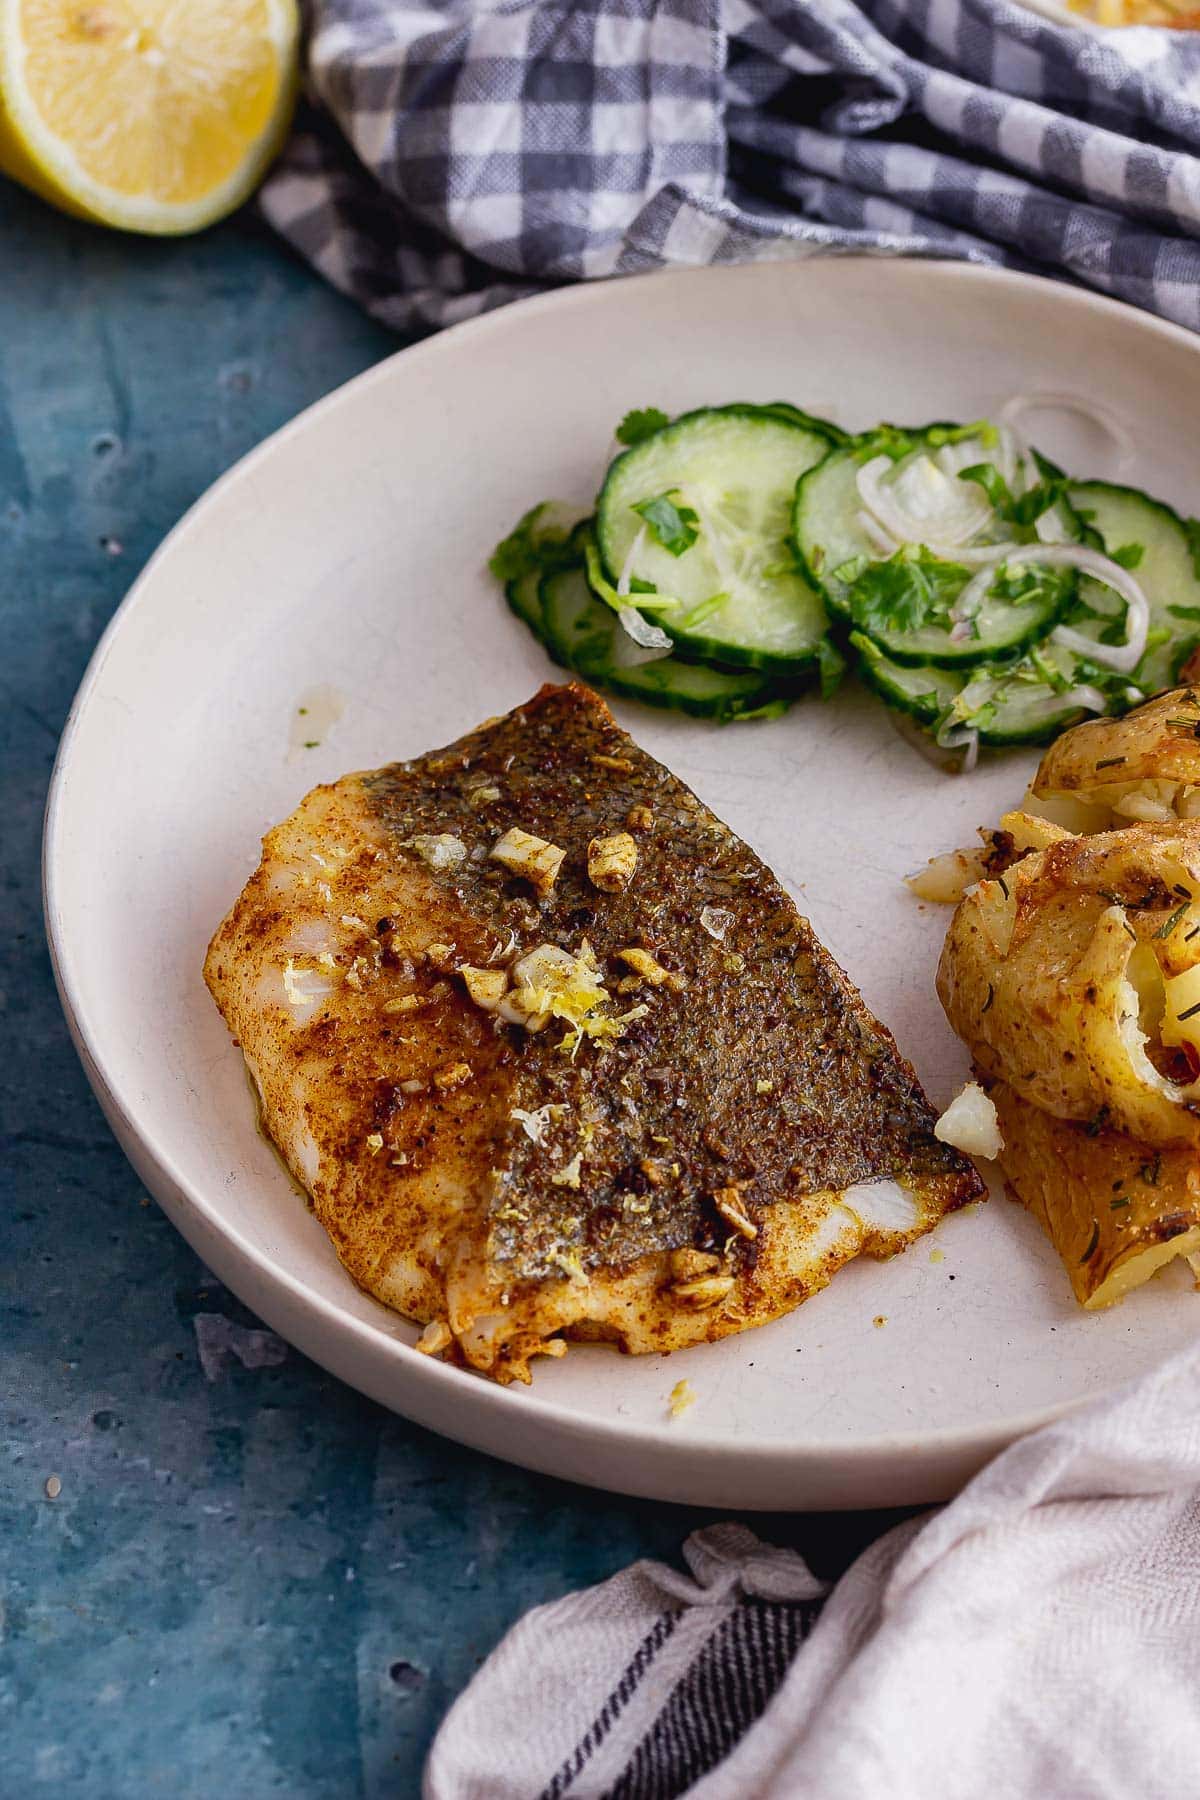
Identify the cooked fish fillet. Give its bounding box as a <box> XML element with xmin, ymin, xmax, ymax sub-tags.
<box><xmin>206</xmin><ymin>683</ymin><xmax>981</xmax><ymax>1382</ymax></box>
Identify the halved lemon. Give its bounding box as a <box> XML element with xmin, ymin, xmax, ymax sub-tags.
<box><xmin>0</xmin><ymin>0</ymin><xmax>300</xmax><ymax>235</ymax></box>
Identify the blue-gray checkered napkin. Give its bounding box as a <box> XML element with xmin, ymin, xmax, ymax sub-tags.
<box><xmin>261</xmin><ymin>0</ymin><xmax>1200</xmax><ymax>335</ymax></box>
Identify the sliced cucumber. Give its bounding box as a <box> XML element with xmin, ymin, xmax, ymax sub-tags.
<box><xmin>856</xmin><ymin>483</ymin><xmax>1200</xmax><ymax>749</ymax></box>
<box><xmin>1069</xmin><ymin>481</ymin><xmax>1200</xmax><ymax>698</ymax></box>
<box><xmin>850</xmin><ymin>633</ymin><xmax>962</xmax><ymax>723</ymax></box>
<box><xmin>595</xmin><ymin>405</ymin><xmax>833</xmax><ymax>672</ymax></box>
<box><xmin>855</xmin><ymin>636</ymin><xmax>1105</xmax><ymax>747</ymax></box>
<box><xmin>794</xmin><ymin>443</ymin><xmax>878</xmax><ymax>595</ymax></box>
<box><xmin>606</xmin><ymin>655</ymin><xmax>789</xmax><ymax>721</ymax></box>
<box><xmin>794</xmin><ymin>428</ymin><xmax>1022</xmax><ymax>606</ymax></box>
<box><xmin>794</xmin><ymin>426</ymin><xmax>1076</xmax><ymax>668</ymax></box>
<box><xmin>539</xmin><ymin>566</ymin><xmax>615</xmax><ymax>676</ymax></box>
<box><xmin>752</xmin><ymin>401</ymin><xmax>849</xmax><ymax>442</ymax></box>
<box><xmin>505</xmin><ymin>568</ymin><xmax>544</xmax><ymax>634</ymax></box>
<box><xmin>538</xmin><ymin>567</ymin><xmax>788</xmax><ymax>721</ymax></box>
<box><xmin>851</xmin><ymin>553</ymin><xmax>1071</xmax><ymax>669</ymax></box>
<box><xmin>961</xmin><ymin>656</ymin><xmax>1108</xmax><ymax>746</ymax></box>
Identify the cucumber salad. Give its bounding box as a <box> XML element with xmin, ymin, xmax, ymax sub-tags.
<box><xmin>488</xmin><ymin>402</ymin><xmax>1200</xmax><ymax>763</ymax></box>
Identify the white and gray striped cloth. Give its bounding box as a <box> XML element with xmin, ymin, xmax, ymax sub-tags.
<box><xmin>425</xmin><ymin>1339</ymin><xmax>1200</xmax><ymax>1799</ymax></box>
<box><xmin>262</xmin><ymin>0</ymin><xmax>1200</xmax><ymax>336</ymax></box>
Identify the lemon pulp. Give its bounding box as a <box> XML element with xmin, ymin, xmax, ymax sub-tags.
<box><xmin>0</xmin><ymin>0</ymin><xmax>299</xmax><ymax>233</ymax></box>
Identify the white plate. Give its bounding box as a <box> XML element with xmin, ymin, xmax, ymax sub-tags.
<box><xmin>45</xmin><ymin>259</ymin><xmax>1200</xmax><ymax>1511</ymax></box>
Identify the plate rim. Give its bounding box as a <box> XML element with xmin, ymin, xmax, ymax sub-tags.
<box><xmin>42</xmin><ymin>255</ymin><xmax>1200</xmax><ymax>1489</ymax></box>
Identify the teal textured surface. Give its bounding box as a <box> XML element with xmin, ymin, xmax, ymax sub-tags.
<box><xmin>0</xmin><ymin>184</ymin><xmax>894</xmax><ymax>1797</ymax></box>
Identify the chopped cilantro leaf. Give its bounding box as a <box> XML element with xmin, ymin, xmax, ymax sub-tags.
<box><xmin>1111</xmin><ymin>542</ymin><xmax>1145</xmax><ymax>570</ymax></box>
<box><xmin>632</xmin><ymin>491</ymin><xmax>700</xmax><ymax>557</ymax></box>
<box><xmin>958</xmin><ymin>462</ymin><xmax>1070</xmax><ymax>537</ymax></box>
<box><xmin>988</xmin><ymin>563</ymin><xmax>1059</xmax><ymax>605</ymax></box>
<box><xmin>842</xmin><ymin>545</ymin><xmax>970</xmax><ymax>638</ymax></box>
<box><xmin>1029</xmin><ymin>645</ymin><xmax>1070</xmax><ymax>694</ymax></box>
<box><xmin>853</xmin><ymin>423</ymin><xmax>918</xmax><ymax>463</ymax></box>
<box><xmin>926</xmin><ymin>419</ymin><xmax>997</xmax><ymax>449</ymax></box>
<box><xmin>615</xmin><ymin>407</ymin><xmax>670</xmax><ymax>447</ymax></box>
<box><xmin>957</xmin><ymin>462</ymin><xmax>1014</xmax><ymax>516</ymax></box>
<box><xmin>488</xmin><ymin>502</ymin><xmax>579</xmax><ymax>583</ymax></box>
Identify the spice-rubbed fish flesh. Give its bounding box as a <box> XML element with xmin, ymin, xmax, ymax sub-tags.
<box><xmin>205</xmin><ymin>684</ymin><xmax>982</xmax><ymax>1382</ymax></box>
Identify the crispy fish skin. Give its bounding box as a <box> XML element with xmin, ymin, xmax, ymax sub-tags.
<box><xmin>206</xmin><ymin>684</ymin><xmax>980</xmax><ymax>1381</ymax></box>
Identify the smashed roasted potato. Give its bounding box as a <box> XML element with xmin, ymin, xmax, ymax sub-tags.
<box><xmin>938</xmin><ymin>823</ymin><xmax>1200</xmax><ymax>1149</ymax></box>
<box><xmin>1029</xmin><ymin>685</ymin><xmax>1200</xmax><ymax>834</ymax></box>
<box><xmin>985</xmin><ymin>1080</ymin><xmax>1200</xmax><ymax>1310</ymax></box>
<box><xmin>922</xmin><ymin>685</ymin><xmax>1200</xmax><ymax>1308</ymax></box>
<box><xmin>990</xmin><ymin>1082</ymin><xmax>1200</xmax><ymax>1307</ymax></box>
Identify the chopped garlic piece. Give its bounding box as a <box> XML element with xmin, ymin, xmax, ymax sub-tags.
<box><xmin>588</xmin><ymin>832</ymin><xmax>639</xmax><ymax>893</ymax></box>
<box><xmin>460</xmin><ymin>965</ymin><xmax>508</xmax><ymax>1011</ymax></box>
<box><xmin>592</xmin><ymin>753</ymin><xmax>634</xmax><ymax>773</ymax></box>
<box><xmin>672</xmin><ymin>1274</ymin><xmax>735</xmax><ymax>1310</ymax></box>
<box><xmin>511</xmin><ymin>943</ymin><xmax>581</xmax><ymax>989</ymax></box>
<box><xmin>490</xmin><ymin>827</ymin><xmax>566</xmax><ymax>896</ymax></box>
<box><xmin>626</xmin><ymin>804</ymin><xmax>654</xmax><ymax>832</ymax></box>
<box><xmin>433</xmin><ymin>1061</ymin><xmax>473</xmax><ymax>1093</ymax></box>
<box><xmin>384</xmin><ymin>993</ymin><xmax>425</xmax><ymax>1014</ymax></box>
<box><xmin>466</xmin><ymin>786</ymin><xmax>501</xmax><ymax>808</ymax></box>
<box><xmin>416</xmin><ymin>1319</ymin><xmax>452</xmax><ymax>1357</ymax></box>
<box><xmin>365</xmin><ymin>1133</ymin><xmax>384</xmax><ymax>1154</ymax></box>
<box><xmin>282</xmin><ymin>958</ymin><xmax>332</xmax><ymax>1010</ymax></box>
<box><xmin>551</xmin><ymin>1154</ymin><xmax>582</xmax><ymax>1189</ymax></box>
<box><xmin>755</xmin><ymin>1078</ymin><xmax>774</xmax><ymax>1095</ymax></box>
<box><xmin>714</xmin><ymin>1186</ymin><xmax>758</xmax><ymax>1240</ymax></box>
<box><xmin>934</xmin><ymin>1082</ymin><xmax>1003</xmax><ymax>1160</ymax></box>
<box><xmin>670</xmin><ymin>1247</ymin><xmax>722</xmax><ymax>1279</ymax></box>
<box><xmin>407</xmin><ymin>833</ymin><xmax>467</xmax><ymax>871</ymax></box>
<box><xmin>510</xmin><ymin>1104</ymin><xmax>564</xmax><ymax>1144</ymax></box>
<box><xmin>699</xmin><ymin>906</ymin><xmax>734</xmax><ymax>941</ymax></box>
<box><xmin>500</xmin><ymin>942</ymin><xmax>611</xmax><ymax>1046</ymax></box>
<box><xmin>616</xmin><ymin>946</ymin><xmax>682</xmax><ymax>989</ymax></box>
<box><xmin>669</xmin><ymin>1379</ymin><xmax>696</xmax><ymax>1418</ymax></box>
